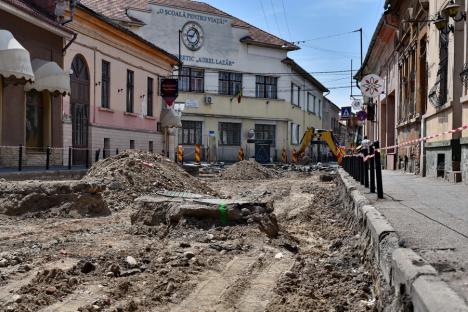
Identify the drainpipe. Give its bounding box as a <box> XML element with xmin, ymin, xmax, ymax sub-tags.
<box><xmin>421</xmin><ymin>114</ymin><xmax>426</xmax><ymax>176</ymax></box>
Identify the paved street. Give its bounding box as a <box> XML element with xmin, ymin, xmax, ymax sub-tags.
<box><xmin>360</xmin><ymin>170</ymin><xmax>468</xmax><ymax>302</ymax></box>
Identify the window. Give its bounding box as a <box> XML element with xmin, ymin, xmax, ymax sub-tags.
<box><xmin>103</xmin><ymin>138</ymin><xmax>110</xmax><ymax>158</ymax></box>
<box><xmin>26</xmin><ymin>91</ymin><xmax>45</xmax><ymax>148</ymax></box>
<box><xmin>219</xmin><ymin>122</ymin><xmax>241</xmax><ymax>145</ymax></box>
<box><xmin>179</xmin><ymin>121</ymin><xmax>203</xmax><ymax>145</ymax></box>
<box><xmin>130</xmin><ymin>140</ymin><xmax>135</xmax><ymax>149</ymax></box>
<box><xmin>219</xmin><ymin>72</ymin><xmax>242</xmax><ymax>96</ymax></box>
<box><xmin>179</xmin><ymin>67</ymin><xmax>204</xmax><ymax>92</ymax></box>
<box><xmin>318</xmin><ymin>99</ymin><xmax>322</xmax><ymax>118</ymax></box>
<box><xmin>307</xmin><ymin>92</ymin><xmax>316</xmax><ymax>113</ymax></box>
<box><xmin>126</xmin><ymin>70</ymin><xmax>134</xmax><ymax>113</ymax></box>
<box><xmin>291</xmin><ymin>123</ymin><xmax>300</xmax><ymax>145</ymax></box>
<box><xmin>149</xmin><ymin>141</ymin><xmax>153</xmax><ymax>153</ymax></box>
<box><xmin>101</xmin><ymin>60</ymin><xmax>110</xmax><ymax>108</ymax></box>
<box><xmin>255</xmin><ymin>124</ymin><xmax>276</xmax><ymax>146</ymax></box>
<box><xmin>256</xmin><ymin>76</ymin><xmax>278</xmax><ymax>99</ymax></box>
<box><xmin>147</xmin><ymin>77</ymin><xmax>154</xmax><ymax>116</ymax></box>
<box><xmin>291</xmin><ymin>83</ymin><xmax>300</xmax><ymax>106</ymax></box>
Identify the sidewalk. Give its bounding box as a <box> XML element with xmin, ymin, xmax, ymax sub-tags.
<box><xmin>358</xmin><ymin>170</ymin><xmax>468</xmax><ymax>303</ymax></box>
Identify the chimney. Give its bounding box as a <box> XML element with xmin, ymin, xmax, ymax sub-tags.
<box><xmin>28</xmin><ymin>0</ymin><xmax>57</xmax><ymax>16</ymax></box>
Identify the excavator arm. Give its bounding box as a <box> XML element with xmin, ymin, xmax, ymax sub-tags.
<box><xmin>293</xmin><ymin>127</ymin><xmax>345</xmax><ymax>165</ymax></box>
<box><xmin>316</xmin><ymin>131</ymin><xmax>345</xmax><ymax>165</ymax></box>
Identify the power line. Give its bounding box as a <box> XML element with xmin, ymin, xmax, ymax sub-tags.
<box><xmin>300</xmin><ymin>43</ymin><xmax>361</xmax><ymax>57</ymax></box>
<box><xmin>259</xmin><ymin>0</ymin><xmax>271</xmax><ymax>33</ymax></box>
<box><xmin>270</xmin><ymin>0</ymin><xmax>284</xmax><ymax>38</ymax></box>
<box><xmin>281</xmin><ymin>0</ymin><xmax>292</xmax><ymax>41</ymax></box>
<box><xmin>291</xmin><ymin>30</ymin><xmax>358</xmax><ymax>44</ymax></box>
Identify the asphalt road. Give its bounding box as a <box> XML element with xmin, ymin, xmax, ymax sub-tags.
<box><xmin>359</xmin><ymin>170</ymin><xmax>468</xmax><ymax>303</ymax></box>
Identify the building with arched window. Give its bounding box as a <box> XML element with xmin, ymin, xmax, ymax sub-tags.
<box><xmin>62</xmin><ymin>3</ymin><xmax>179</xmax><ymax>163</ymax></box>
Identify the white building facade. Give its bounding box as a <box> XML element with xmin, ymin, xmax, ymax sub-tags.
<box><xmin>83</xmin><ymin>0</ymin><xmax>328</xmax><ymax>162</ymax></box>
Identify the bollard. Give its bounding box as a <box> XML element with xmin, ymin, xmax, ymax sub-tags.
<box><xmin>85</xmin><ymin>148</ymin><xmax>90</xmax><ymax>169</ymax></box>
<box><xmin>374</xmin><ymin>141</ymin><xmax>384</xmax><ymax>199</ymax></box>
<box><xmin>360</xmin><ymin>154</ymin><xmax>365</xmax><ymax>185</ymax></box>
<box><xmin>369</xmin><ymin>145</ymin><xmax>376</xmax><ymax>193</ymax></box>
<box><xmin>116</xmin><ymin>148</ymin><xmax>119</xmax><ymax>155</ymax></box>
<box><xmin>68</xmin><ymin>146</ymin><xmax>72</xmax><ymax>170</ymax></box>
<box><xmin>95</xmin><ymin>149</ymin><xmax>100</xmax><ymax>162</ymax></box>
<box><xmin>353</xmin><ymin>155</ymin><xmax>357</xmax><ymax>181</ymax></box>
<box><xmin>46</xmin><ymin>146</ymin><xmax>51</xmax><ymax>170</ymax></box>
<box><xmin>18</xmin><ymin>144</ymin><xmax>23</xmax><ymax>172</ymax></box>
<box><xmin>363</xmin><ymin>149</ymin><xmax>369</xmax><ymax>188</ymax></box>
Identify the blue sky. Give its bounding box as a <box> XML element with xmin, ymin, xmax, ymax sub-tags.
<box><xmin>202</xmin><ymin>0</ymin><xmax>385</xmax><ymax>107</ymax></box>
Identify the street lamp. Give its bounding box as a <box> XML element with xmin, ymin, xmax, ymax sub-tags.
<box><xmin>434</xmin><ymin>0</ymin><xmax>466</xmax><ymax>34</ymax></box>
<box><xmin>434</xmin><ymin>14</ymin><xmax>448</xmax><ymax>31</ymax></box>
<box><xmin>443</xmin><ymin>0</ymin><xmax>466</xmax><ymax>21</ymax></box>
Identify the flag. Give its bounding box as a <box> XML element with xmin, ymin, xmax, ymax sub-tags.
<box><xmin>230</xmin><ymin>89</ymin><xmax>243</xmax><ymax>103</ymax></box>
<box><xmin>236</xmin><ymin>89</ymin><xmax>242</xmax><ymax>103</ymax></box>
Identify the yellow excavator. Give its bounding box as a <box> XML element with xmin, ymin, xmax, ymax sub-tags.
<box><xmin>293</xmin><ymin>127</ymin><xmax>346</xmax><ymax>165</ymax></box>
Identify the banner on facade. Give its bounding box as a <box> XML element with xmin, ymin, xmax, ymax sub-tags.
<box><xmin>160</xmin><ymin>78</ymin><xmax>179</xmax><ymax>106</ymax></box>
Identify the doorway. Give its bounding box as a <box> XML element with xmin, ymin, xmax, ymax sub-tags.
<box><xmin>70</xmin><ymin>55</ymin><xmax>90</xmax><ymax>165</ymax></box>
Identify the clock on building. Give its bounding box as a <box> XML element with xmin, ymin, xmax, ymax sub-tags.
<box><xmin>182</xmin><ymin>22</ymin><xmax>204</xmax><ymax>51</ymax></box>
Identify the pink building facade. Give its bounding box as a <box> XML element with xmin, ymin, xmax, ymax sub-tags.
<box><xmin>62</xmin><ymin>4</ymin><xmax>178</xmax><ymax>164</ymax></box>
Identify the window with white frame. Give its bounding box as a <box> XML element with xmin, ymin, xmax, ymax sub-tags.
<box><xmin>256</xmin><ymin>76</ymin><xmax>278</xmax><ymax>99</ymax></box>
<box><xmin>291</xmin><ymin>123</ymin><xmax>300</xmax><ymax>144</ymax></box>
<box><xmin>291</xmin><ymin>83</ymin><xmax>300</xmax><ymax>106</ymax></box>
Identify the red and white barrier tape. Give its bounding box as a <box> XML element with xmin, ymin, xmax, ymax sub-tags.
<box><xmin>381</xmin><ymin>124</ymin><xmax>468</xmax><ymax>151</ymax></box>
<box><xmin>344</xmin><ymin>124</ymin><xmax>468</xmax><ymax>162</ymax></box>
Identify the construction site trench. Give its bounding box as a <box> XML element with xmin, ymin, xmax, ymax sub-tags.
<box><xmin>0</xmin><ymin>152</ymin><xmax>392</xmax><ymax>312</ymax></box>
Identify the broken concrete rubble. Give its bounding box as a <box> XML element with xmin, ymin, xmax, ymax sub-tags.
<box><xmin>131</xmin><ymin>195</ymin><xmax>279</xmax><ymax>238</ymax></box>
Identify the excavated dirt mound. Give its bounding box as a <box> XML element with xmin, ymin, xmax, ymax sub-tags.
<box><xmin>0</xmin><ymin>180</ymin><xmax>109</xmax><ymax>217</ymax></box>
<box><xmin>219</xmin><ymin>160</ymin><xmax>279</xmax><ymax>180</ymax></box>
<box><xmin>83</xmin><ymin>151</ymin><xmax>216</xmax><ymax>210</ymax></box>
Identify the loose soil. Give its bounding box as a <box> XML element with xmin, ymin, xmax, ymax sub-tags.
<box><xmin>219</xmin><ymin>160</ymin><xmax>279</xmax><ymax>180</ymax></box>
<box><xmin>84</xmin><ymin>150</ymin><xmax>216</xmax><ymax>210</ymax></box>
<box><xmin>0</xmin><ymin>160</ymin><xmax>382</xmax><ymax>311</ymax></box>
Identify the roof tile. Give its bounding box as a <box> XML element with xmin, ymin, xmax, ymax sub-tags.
<box><xmin>80</xmin><ymin>0</ymin><xmax>298</xmax><ymax>50</ymax></box>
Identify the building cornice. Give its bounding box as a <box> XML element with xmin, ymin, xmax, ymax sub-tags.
<box><xmin>0</xmin><ymin>1</ymin><xmax>74</xmax><ymax>39</ymax></box>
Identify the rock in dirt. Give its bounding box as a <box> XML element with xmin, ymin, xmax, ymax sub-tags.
<box><xmin>0</xmin><ymin>258</ymin><xmax>8</xmax><ymax>267</ymax></box>
<box><xmin>80</xmin><ymin>261</ymin><xmax>96</xmax><ymax>274</ymax></box>
<box><xmin>125</xmin><ymin>256</ymin><xmax>138</xmax><ymax>268</ymax></box>
<box><xmin>219</xmin><ymin>160</ymin><xmax>279</xmax><ymax>180</ymax></box>
<box><xmin>319</xmin><ymin>174</ymin><xmax>335</xmax><ymax>182</ymax></box>
<box><xmin>184</xmin><ymin>251</ymin><xmax>195</xmax><ymax>259</ymax></box>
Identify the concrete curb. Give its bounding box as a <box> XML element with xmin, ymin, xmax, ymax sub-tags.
<box><xmin>337</xmin><ymin>168</ymin><xmax>468</xmax><ymax>312</ymax></box>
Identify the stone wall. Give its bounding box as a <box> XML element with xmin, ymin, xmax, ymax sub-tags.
<box><xmin>461</xmin><ymin>145</ymin><xmax>468</xmax><ymax>184</ymax></box>
<box><xmin>425</xmin><ymin>146</ymin><xmax>452</xmax><ymax>178</ymax></box>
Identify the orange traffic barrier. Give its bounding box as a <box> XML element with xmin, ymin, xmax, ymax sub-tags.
<box><xmin>281</xmin><ymin>148</ymin><xmax>288</xmax><ymax>163</ymax></box>
<box><xmin>177</xmin><ymin>145</ymin><xmax>184</xmax><ymax>163</ymax></box>
<box><xmin>195</xmin><ymin>144</ymin><xmax>201</xmax><ymax>163</ymax></box>
<box><xmin>237</xmin><ymin>146</ymin><xmax>245</xmax><ymax>161</ymax></box>
<box><xmin>291</xmin><ymin>148</ymin><xmax>298</xmax><ymax>163</ymax></box>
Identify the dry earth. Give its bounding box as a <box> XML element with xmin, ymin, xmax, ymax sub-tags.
<box><xmin>0</xmin><ymin>158</ymin><xmax>381</xmax><ymax>311</ymax></box>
